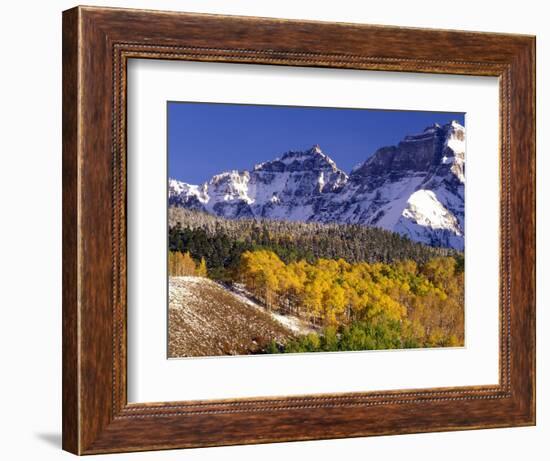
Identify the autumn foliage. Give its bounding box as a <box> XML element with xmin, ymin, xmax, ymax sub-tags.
<box><xmin>238</xmin><ymin>250</ymin><xmax>464</xmax><ymax>349</ymax></box>
<box><xmin>168</xmin><ymin>251</ymin><xmax>208</xmax><ymax>277</ymax></box>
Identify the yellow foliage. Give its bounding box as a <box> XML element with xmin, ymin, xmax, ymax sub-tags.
<box><xmin>168</xmin><ymin>251</ymin><xmax>197</xmax><ymax>276</ymax></box>
<box><xmin>196</xmin><ymin>257</ymin><xmax>208</xmax><ymax>277</ymax></box>
<box><xmin>237</xmin><ymin>250</ymin><xmax>463</xmax><ymax>344</ymax></box>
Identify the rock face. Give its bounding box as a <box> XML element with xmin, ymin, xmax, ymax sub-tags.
<box><xmin>169</xmin><ymin>121</ymin><xmax>465</xmax><ymax>250</ymax></box>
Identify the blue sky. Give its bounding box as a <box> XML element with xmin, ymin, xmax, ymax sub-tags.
<box><xmin>168</xmin><ymin>102</ymin><xmax>464</xmax><ymax>185</ymax></box>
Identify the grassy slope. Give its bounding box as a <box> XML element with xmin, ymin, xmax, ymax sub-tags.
<box><xmin>168</xmin><ymin>276</ymin><xmax>295</xmax><ymax>357</ymax></box>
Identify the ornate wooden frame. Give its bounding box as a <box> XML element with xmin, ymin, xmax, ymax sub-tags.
<box><xmin>62</xmin><ymin>5</ymin><xmax>536</xmax><ymax>455</ymax></box>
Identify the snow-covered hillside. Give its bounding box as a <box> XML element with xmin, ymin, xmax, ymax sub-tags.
<box><xmin>169</xmin><ymin>122</ymin><xmax>465</xmax><ymax>250</ymax></box>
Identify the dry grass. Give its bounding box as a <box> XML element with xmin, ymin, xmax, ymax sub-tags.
<box><xmin>168</xmin><ymin>276</ymin><xmax>295</xmax><ymax>357</ymax></box>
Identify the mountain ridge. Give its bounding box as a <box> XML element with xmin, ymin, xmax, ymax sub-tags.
<box><xmin>169</xmin><ymin>121</ymin><xmax>465</xmax><ymax>250</ymax></box>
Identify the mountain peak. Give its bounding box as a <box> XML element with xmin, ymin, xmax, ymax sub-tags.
<box><xmin>279</xmin><ymin>144</ymin><xmax>325</xmax><ymax>161</ymax></box>
<box><xmin>251</xmin><ymin>145</ymin><xmax>346</xmax><ymax>179</ymax></box>
<box><xmin>351</xmin><ymin>121</ymin><xmax>465</xmax><ymax>181</ymax></box>
<box><xmin>310</xmin><ymin>144</ymin><xmax>323</xmax><ymax>154</ymax></box>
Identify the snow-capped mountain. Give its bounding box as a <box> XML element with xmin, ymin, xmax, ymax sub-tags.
<box><xmin>169</xmin><ymin>122</ymin><xmax>465</xmax><ymax>250</ymax></box>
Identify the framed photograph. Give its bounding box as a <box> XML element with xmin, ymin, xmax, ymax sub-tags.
<box><xmin>62</xmin><ymin>6</ymin><xmax>535</xmax><ymax>454</ymax></box>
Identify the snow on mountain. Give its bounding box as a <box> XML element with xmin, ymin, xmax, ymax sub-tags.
<box><xmin>168</xmin><ymin>178</ymin><xmax>208</xmax><ymax>208</ymax></box>
<box><xmin>169</xmin><ymin>121</ymin><xmax>465</xmax><ymax>250</ymax></box>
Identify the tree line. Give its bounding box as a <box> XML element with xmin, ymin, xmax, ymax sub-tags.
<box><xmin>168</xmin><ymin>207</ymin><xmax>461</xmax><ymax>280</ymax></box>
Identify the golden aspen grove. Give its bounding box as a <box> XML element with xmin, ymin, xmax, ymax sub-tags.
<box><xmin>238</xmin><ymin>250</ymin><xmax>464</xmax><ymax>352</ymax></box>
